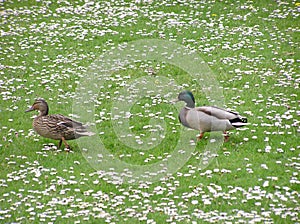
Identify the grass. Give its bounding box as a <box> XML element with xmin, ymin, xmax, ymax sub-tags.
<box><xmin>1</xmin><ymin>0</ymin><xmax>299</xmax><ymax>223</ymax></box>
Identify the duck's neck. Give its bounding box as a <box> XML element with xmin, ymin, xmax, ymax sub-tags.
<box><xmin>185</xmin><ymin>100</ymin><xmax>195</xmax><ymax>108</ymax></box>
<box><xmin>38</xmin><ymin>108</ymin><xmax>48</xmax><ymax>116</ymax></box>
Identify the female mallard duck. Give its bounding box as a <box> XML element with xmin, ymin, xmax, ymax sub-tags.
<box><xmin>176</xmin><ymin>91</ymin><xmax>249</xmax><ymax>142</ymax></box>
<box><xmin>26</xmin><ymin>99</ymin><xmax>95</xmax><ymax>149</ymax></box>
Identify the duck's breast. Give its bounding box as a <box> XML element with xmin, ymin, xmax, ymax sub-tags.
<box><xmin>179</xmin><ymin>107</ymin><xmax>192</xmax><ymax>129</ymax></box>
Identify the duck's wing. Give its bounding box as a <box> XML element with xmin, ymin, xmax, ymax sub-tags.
<box><xmin>51</xmin><ymin>114</ymin><xmax>95</xmax><ymax>137</ymax></box>
<box><xmin>195</xmin><ymin>106</ymin><xmax>241</xmax><ymax>120</ymax></box>
<box><xmin>48</xmin><ymin>114</ymin><xmax>85</xmax><ymax>128</ymax></box>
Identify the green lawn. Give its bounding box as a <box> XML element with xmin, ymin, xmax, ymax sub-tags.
<box><xmin>0</xmin><ymin>0</ymin><xmax>299</xmax><ymax>223</ymax></box>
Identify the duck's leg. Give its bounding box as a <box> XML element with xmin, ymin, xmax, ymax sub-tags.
<box><xmin>58</xmin><ymin>139</ymin><xmax>62</xmax><ymax>148</ymax></box>
<box><xmin>61</xmin><ymin>137</ymin><xmax>70</xmax><ymax>149</ymax></box>
<box><xmin>223</xmin><ymin>131</ymin><xmax>229</xmax><ymax>142</ymax></box>
<box><xmin>197</xmin><ymin>132</ymin><xmax>204</xmax><ymax>141</ymax></box>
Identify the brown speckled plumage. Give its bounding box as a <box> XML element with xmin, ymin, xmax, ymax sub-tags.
<box><xmin>26</xmin><ymin>99</ymin><xmax>94</xmax><ymax>149</ymax></box>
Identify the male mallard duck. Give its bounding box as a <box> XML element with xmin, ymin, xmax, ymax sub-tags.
<box><xmin>26</xmin><ymin>99</ymin><xmax>95</xmax><ymax>149</ymax></box>
<box><xmin>176</xmin><ymin>91</ymin><xmax>249</xmax><ymax>142</ymax></box>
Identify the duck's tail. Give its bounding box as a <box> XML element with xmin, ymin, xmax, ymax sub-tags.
<box><xmin>77</xmin><ymin>131</ymin><xmax>95</xmax><ymax>137</ymax></box>
<box><xmin>230</xmin><ymin>117</ymin><xmax>250</xmax><ymax>128</ymax></box>
<box><xmin>75</xmin><ymin>127</ymin><xmax>95</xmax><ymax>137</ymax></box>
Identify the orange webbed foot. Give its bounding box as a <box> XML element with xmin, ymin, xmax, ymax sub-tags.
<box><xmin>197</xmin><ymin>132</ymin><xmax>204</xmax><ymax>141</ymax></box>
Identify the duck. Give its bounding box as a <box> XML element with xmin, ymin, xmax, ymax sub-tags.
<box><xmin>26</xmin><ymin>99</ymin><xmax>95</xmax><ymax>149</ymax></box>
<box><xmin>175</xmin><ymin>91</ymin><xmax>249</xmax><ymax>142</ymax></box>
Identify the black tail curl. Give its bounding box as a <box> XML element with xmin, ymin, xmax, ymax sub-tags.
<box><xmin>241</xmin><ymin>117</ymin><xmax>247</xmax><ymax>123</ymax></box>
<box><xmin>230</xmin><ymin>117</ymin><xmax>247</xmax><ymax>123</ymax></box>
<box><xmin>229</xmin><ymin>117</ymin><xmax>248</xmax><ymax>128</ymax></box>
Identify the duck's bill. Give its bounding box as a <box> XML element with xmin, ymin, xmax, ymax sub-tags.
<box><xmin>25</xmin><ymin>107</ymin><xmax>34</xmax><ymax>112</ymax></box>
<box><xmin>170</xmin><ymin>99</ymin><xmax>179</xmax><ymax>104</ymax></box>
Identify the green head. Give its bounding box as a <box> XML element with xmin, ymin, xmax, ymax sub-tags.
<box><xmin>177</xmin><ymin>91</ymin><xmax>195</xmax><ymax>108</ymax></box>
